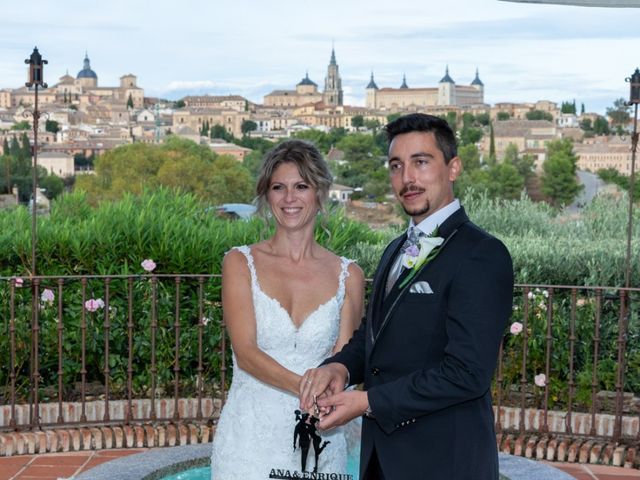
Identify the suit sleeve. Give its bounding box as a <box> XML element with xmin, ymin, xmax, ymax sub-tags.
<box><xmin>368</xmin><ymin>236</ymin><xmax>514</xmax><ymax>434</ymax></box>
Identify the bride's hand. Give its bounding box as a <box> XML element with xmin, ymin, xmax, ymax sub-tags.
<box><xmin>299</xmin><ymin>363</ymin><xmax>348</xmax><ymax>412</ymax></box>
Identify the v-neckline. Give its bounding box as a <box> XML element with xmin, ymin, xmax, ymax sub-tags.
<box><xmin>257</xmin><ymin>287</ymin><xmax>336</xmax><ymax>331</ymax></box>
<box><xmin>247</xmin><ymin>246</ymin><xmax>342</xmax><ymax>330</ymax></box>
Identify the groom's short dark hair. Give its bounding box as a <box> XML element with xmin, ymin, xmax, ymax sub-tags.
<box><xmin>385</xmin><ymin>113</ymin><xmax>458</xmax><ymax>164</ymax></box>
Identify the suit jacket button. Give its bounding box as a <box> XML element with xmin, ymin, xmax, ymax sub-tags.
<box><xmin>371</xmin><ymin>367</ymin><xmax>380</xmax><ymax>375</ymax></box>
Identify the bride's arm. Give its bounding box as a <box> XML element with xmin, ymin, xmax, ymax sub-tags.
<box><xmin>222</xmin><ymin>249</ymin><xmax>301</xmax><ymax>395</ymax></box>
<box><xmin>333</xmin><ymin>262</ymin><xmax>365</xmax><ymax>354</ymax></box>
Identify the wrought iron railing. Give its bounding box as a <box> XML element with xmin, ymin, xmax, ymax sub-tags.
<box><xmin>1</xmin><ymin>275</ymin><xmax>638</xmax><ymax>445</ymax></box>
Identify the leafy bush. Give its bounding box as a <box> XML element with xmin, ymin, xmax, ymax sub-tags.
<box><xmin>1</xmin><ymin>188</ymin><xmax>638</xmax><ymax>407</ymax></box>
<box><xmin>0</xmin><ymin>189</ymin><xmax>385</xmax><ymax>402</ymax></box>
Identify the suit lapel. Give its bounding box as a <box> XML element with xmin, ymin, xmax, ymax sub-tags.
<box><xmin>368</xmin><ymin>234</ymin><xmax>406</xmax><ymax>342</ymax></box>
<box><xmin>371</xmin><ymin>207</ymin><xmax>470</xmax><ymax>349</ymax></box>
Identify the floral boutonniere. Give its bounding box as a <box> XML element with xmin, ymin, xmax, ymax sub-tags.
<box><xmin>398</xmin><ymin>228</ymin><xmax>444</xmax><ymax>289</ymax></box>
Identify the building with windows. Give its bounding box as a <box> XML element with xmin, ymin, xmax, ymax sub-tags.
<box><xmin>365</xmin><ymin>67</ymin><xmax>485</xmax><ymax>110</ymax></box>
<box><xmin>575</xmin><ymin>136</ymin><xmax>633</xmax><ymax>175</ymax></box>
<box><xmin>264</xmin><ymin>48</ymin><xmax>344</xmax><ymax>108</ymax></box>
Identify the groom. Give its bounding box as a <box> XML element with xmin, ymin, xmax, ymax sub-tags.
<box><xmin>300</xmin><ymin>113</ymin><xmax>513</xmax><ymax>479</ymax></box>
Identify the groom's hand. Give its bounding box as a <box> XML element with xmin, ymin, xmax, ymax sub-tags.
<box><xmin>316</xmin><ymin>390</ymin><xmax>369</xmax><ymax>431</ymax></box>
<box><xmin>299</xmin><ymin>363</ymin><xmax>348</xmax><ymax>412</ymax></box>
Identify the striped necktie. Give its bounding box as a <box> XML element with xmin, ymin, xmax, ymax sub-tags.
<box><xmin>385</xmin><ymin>226</ymin><xmax>422</xmax><ymax>294</ymax></box>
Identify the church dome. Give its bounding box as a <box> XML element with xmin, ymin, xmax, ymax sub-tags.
<box><xmin>439</xmin><ymin>66</ymin><xmax>455</xmax><ymax>84</ymax></box>
<box><xmin>400</xmin><ymin>73</ymin><xmax>408</xmax><ymax>89</ymax></box>
<box><xmin>77</xmin><ymin>53</ymin><xmax>97</xmax><ymax>79</ymax></box>
<box><xmin>471</xmin><ymin>68</ymin><xmax>484</xmax><ymax>86</ymax></box>
<box><xmin>297</xmin><ymin>72</ymin><xmax>317</xmax><ymax>87</ymax></box>
<box><xmin>366</xmin><ymin>72</ymin><xmax>378</xmax><ymax>90</ymax></box>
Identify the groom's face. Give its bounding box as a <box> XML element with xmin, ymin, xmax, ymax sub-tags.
<box><xmin>388</xmin><ymin>131</ymin><xmax>461</xmax><ymax>224</ymax></box>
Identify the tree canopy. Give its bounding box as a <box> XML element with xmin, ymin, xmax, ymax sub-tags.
<box><xmin>0</xmin><ymin>133</ymin><xmax>63</xmax><ymax>201</ymax></box>
<box><xmin>525</xmin><ymin>110</ymin><xmax>553</xmax><ymax>122</ymax></box>
<box><xmin>541</xmin><ymin>139</ymin><xmax>582</xmax><ymax>207</ymax></box>
<box><xmin>75</xmin><ymin>136</ymin><xmax>254</xmax><ymax>205</ymax></box>
<box><xmin>606</xmin><ymin>98</ymin><xmax>631</xmax><ymax>134</ymax></box>
<box><xmin>333</xmin><ymin>133</ymin><xmax>387</xmax><ymax>200</ymax></box>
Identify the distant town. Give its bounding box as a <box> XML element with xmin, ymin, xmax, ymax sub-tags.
<box><xmin>0</xmin><ymin>48</ymin><xmax>634</xmax><ymax>203</ymax></box>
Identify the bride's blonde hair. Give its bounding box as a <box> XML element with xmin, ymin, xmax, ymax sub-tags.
<box><xmin>255</xmin><ymin>139</ymin><xmax>333</xmax><ymax>219</ymax></box>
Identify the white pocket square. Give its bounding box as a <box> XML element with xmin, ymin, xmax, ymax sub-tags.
<box><xmin>409</xmin><ymin>281</ymin><xmax>434</xmax><ymax>294</ymax></box>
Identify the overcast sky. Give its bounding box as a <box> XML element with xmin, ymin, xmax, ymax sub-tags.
<box><xmin>2</xmin><ymin>0</ymin><xmax>639</xmax><ymax>114</ymax></box>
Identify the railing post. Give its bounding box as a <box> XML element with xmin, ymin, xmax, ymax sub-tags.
<box><xmin>541</xmin><ymin>288</ymin><xmax>553</xmax><ymax>434</ymax></box>
<box><xmin>56</xmin><ymin>278</ymin><xmax>64</xmax><ymax>424</ymax></box>
<box><xmin>150</xmin><ymin>276</ymin><xmax>158</xmax><ymax>421</ymax></box>
<box><xmin>196</xmin><ymin>276</ymin><xmax>205</xmax><ymax>421</ymax></box>
<box><xmin>31</xmin><ymin>278</ymin><xmax>41</xmax><ymax>429</ymax></box>
<box><xmin>126</xmin><ymin>277</ymin><xmax>134</xmax><ymax>424</ymax></box>
<box><xmin>80</xmin><ymin>277</ymin><xmax>87</xmax><ymax>423</ymax></box>
<box><xmin>589</xmin><ymin>289</ymin><xmax>602</xmax><ymax>437</ymax></box>
<box><xmin>103</xmin><ymin>278</ymin><xmax>111</xmax><ymax>422</ymax></box>
<box><xmin>613</xmin><ymin>289</ymin><xmax>629</xmax><ymax>442</ymax></box>
<box><xmin>9</xmin><ymin>279</ymin><xmax>17</xmax><ymax>429</ymax></box>
<box><xmin>495</xmin><ymin>336</ymin><xmax>504</xmax><ymax>433</ymax></box>
<box><xmin>173</xmin><ymin>276</ymin><xmax>182</xmax><ymax>421</ymax></box>
<box><xmin>565</xmin><ymin>288</ymin><xmax>577</xmax><ymax>435</ymax></box>
<box><xmin>519</xmin><ymin>287</ymin><xmax>530</xmax><ymax>433</ymax></box>
<box><xmin>219</xmin><ymin>300</ymin><xmax>227</xmax><ymax>409</ymax></box>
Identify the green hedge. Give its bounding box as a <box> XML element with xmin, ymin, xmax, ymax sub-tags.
<box><xmin>1</xmin><ymin>189</ymin><xmax>638</xmax><ymax>406</ymax></box>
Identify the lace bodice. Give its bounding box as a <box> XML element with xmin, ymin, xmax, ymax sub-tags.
<box><xmin>236</xmin><ymin>245</ymin><xmax>351</xmax><ymax>373</ymax></box>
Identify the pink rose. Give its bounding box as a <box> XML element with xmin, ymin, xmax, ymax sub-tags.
<box><xmin>534</xmin><ymin>373</ymin><xmax>547</xmax><ymax>387</ymax></box>
<box><xmin>84</xmin><ymin>298</ymin><xmax>104</xmax><ymax>312</ymax></box>
<box><xmin>13</xmin><ymin>277</ymin><xmax>24</xmax><ymax>288</ymax></box>
<box><xmin>141</xmin><ymin>259</ymin><xmax>157</xmax><ymax>272</ymax></box>
<box><xmin>41</xmin><ymin>288</ymin><xmax>55</xmax><ymax>303</ymax></box>
<box><xmin>510</xmin><ymin>321</ymin><xmax>523</xmax><ymax>335</ymax></box>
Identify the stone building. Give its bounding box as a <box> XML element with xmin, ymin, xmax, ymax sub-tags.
<box><xmin>264</xmin><ymin>73</ymin><xmax>324</xmax><ymax>108</ymax></box>
<box><xmin>264</xmin><ymin>48</ymin><xmax>344</xmax><ymax>108</ymax></box>
<box><xmin>365</xmin><ymin>67</ymin><xmax>484</xmax><ymax>110</ymax></box>
<box><xmin>38</xmin><ymin>151</ymin><xmax>75</xmax><ymax>177</ymax></box>
<box><xmin>574</xmin><ymin>136</ymin><xmax>633</xmax><ymax>175</ymax></box>
<box><xmin>183</xmin><ymin>95</ymin><xmax>251</xmax><ymax>111</ymax></box>
<box><xmin>172</xmin><ymin>107</ymin><xmax>250</xmax><ymax>138</ymax></box>
<box><xmin>480</xmin><ymin>119</ymin><xmax>559</xmax><ymax>168</ymax></box>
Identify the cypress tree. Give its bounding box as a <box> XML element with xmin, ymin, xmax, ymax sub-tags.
<box><xmin>9</xmin><ymin>136</ymin><xmax>20</xmax><ymax>158</ymax></box>
<box><xmin>489</xmin><ymin>122</ymin><xmax>496</xmax><ymax>162</ymax></box>
<box><xmin>21</xmin><ymin>133</ymin><xmax>31</xmax><ymax>159</ymax></box>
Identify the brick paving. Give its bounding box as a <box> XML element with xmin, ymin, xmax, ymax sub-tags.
<box><xmin>0</xmin><ymin>450</ymin><xmax>638</xmax><ymax>480</ymax></box>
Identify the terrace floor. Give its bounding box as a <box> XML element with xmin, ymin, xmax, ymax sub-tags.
<box><xmin>0</xmin><ymin>449</ymin><xmax>638</xmax><ymax>480</ymax></box>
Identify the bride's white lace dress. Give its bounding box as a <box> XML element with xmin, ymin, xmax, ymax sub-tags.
<box><xmin>211</xmin><ymin>246</ymin><xmax>359</xmax><ymax>480</ymax></box>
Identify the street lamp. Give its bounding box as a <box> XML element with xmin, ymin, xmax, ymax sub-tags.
<box><xmin>24</xmin><ymin>47</ymin><xmax>48</xmax><ymax>428</ymax></box>
<box><xmin>613</xmin><ymin>68</ymin><xmax>639</xmax><ymax>442</ymax></box>
<box><xmin>624</xmin><ymin>68</ymin><xmax>639</xmax><ymax>292</ymax></box>
<box><xmin>24</xmin><ymin>47</ymin><xmax>47</xmax><ymax>277</ymax></box>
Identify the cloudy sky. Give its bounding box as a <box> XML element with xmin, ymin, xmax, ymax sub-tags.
<box><xmin>2</xmin><ymin>0</ymin><xmax>639</xmax><ymax>114</ymax></box>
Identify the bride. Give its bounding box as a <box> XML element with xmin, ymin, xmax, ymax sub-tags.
<box><xmin>211</xmin><ymin>139</ymin><xmax>365</xmax><ymax>479</ymax></box>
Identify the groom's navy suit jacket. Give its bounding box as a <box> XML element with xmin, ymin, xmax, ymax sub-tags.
<box><xmin>330</xmin><ymin>207</ymin><xmax>513</xmax><ymax>480</ymax></box>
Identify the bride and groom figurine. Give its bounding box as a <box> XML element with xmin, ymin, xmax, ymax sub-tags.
<box><xmin>211</xmin><ymin>114</ymin><xmax>514</xmax><ymax>480</ymax></box>
<box><xmin>293</xmin><ymin>410</ymin><xmax>330</xmax><ymax>473</ymax></box>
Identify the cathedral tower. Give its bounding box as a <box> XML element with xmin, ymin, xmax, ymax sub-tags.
<box><xmin>323</xmin><ymin>47</ymin><xmax>343</xmax><ymax>107</ymax></box>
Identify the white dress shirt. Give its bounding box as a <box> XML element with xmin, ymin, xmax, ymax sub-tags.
<box><xmin>385</xmin><ymin>199</ymin><xmax>461</xmax><ymax>294</ymax></box>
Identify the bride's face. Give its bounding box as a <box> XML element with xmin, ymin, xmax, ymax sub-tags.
<box><xmin>267</xmin><ymin>162</ymin><xmax>319</xmax><ymax>231</ymax></box>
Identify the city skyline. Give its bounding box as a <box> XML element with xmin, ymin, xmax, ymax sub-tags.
<box><xmin>2</xmin><ymin>0</ymin><xmax>640</xmax><ymax>114</ymax></box>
